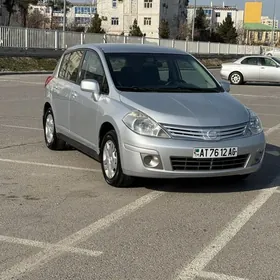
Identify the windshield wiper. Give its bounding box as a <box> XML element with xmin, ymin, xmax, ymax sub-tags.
<box><xmin>159</xmin><ymin>87</ymin><xmax>222</xmax><ymax>93</ymax></box>
<box><xmin>117</xmin><ymin>86</ymin><xmax>156</xmax><ymax>92</ymax></box>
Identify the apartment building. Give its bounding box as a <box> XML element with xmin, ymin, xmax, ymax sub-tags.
<box><xmin>29</xmin><ymin>1</ymin><xmax>96</xmax><ymax>28</ymax></box>
<box><xmin>96</xmin><ymin>0</ymin><xmax>187</xmax><ymax>38</ymax></box>
<box><xmin>187</xmin><ymin>2</ymin><xmax>244</xmax><ymax>30</ymax></box>
<box><xmin>261</xmin><ymin>16</ymin><xmax>279</xmax><ymax>29</ymax></box>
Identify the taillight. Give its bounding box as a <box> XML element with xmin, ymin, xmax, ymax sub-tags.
<box><xmin>45</xmin><ymin>75</ymin><xmax>54</xmax><ymax>87</ymax></box>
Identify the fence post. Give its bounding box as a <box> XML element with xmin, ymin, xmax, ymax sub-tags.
<box><xmin>141</xmin><ymin>36</ymin><xmax>145</xmax><ymax>44</ymax></box>
<box><xmin>218</xmin><ymin>42</ymin><xmax>220</xmax><ymax>55</ymax></box>
<box><xmin>208</xmin><ymin>41</ymin><xmax>210</xmax><ymax>54</ymax></box>
<box><xmin>25</xmin><ymin>28</ymin><xmax>28</xmax><ymax>49</ymax></box>
<box><xmin>54</xmin><ymin>30</ymin><xmax>58</xmax><ymax>50</ymax></box>
<box><xmin>185</xmin><ymin>39</ymin><xmax>188</xmax><ymax>52</ymax></box>
<box><xmin>123</xmin><ymin>35</ymin><xmax>127</xmax><ymax>43</ymax></box>
<box><xmin>227</xmin><ymin>43</ymin><xmax>230</xmax><ymax>54</ymax></box>
<box><xmin>80</xmin><ymin>32</ymin><xmax>84</xmax><ymax>44</ymax></box>
<box><xmin>103</xmin><ymin>34</ymin><xmax>106</xmax><ymax>43</ymax></box>
<box><xmin>196</xmin><ymin>41</ymin><xmax>199</xmax><ymax>54</ymax></box>
<box><xmin>172</xmin><ymin>39</ymin><xmax>175</xmax><ymax>48</ymax></box>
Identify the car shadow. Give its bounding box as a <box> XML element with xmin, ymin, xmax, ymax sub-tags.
<box><xmin>243</xmin><ymin>82</ymin><xmax>280</xmax><ymax>87</ymax></box>
<box><xmin>135</xmin><ymin>143</ymin><xmax>280</xmax><ymax>194</ymax></box>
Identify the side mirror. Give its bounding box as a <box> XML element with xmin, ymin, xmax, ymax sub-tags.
<box><xmin>219</xmin><ymin>80</ymin><xmax>230</xmax><ymax>92</ymax></box>
<box><xmin>80</xmin><ymin>79</ymin><xmax>100</xmax><ymax>101</ymax></box>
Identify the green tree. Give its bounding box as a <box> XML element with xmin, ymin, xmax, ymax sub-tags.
<box><xmin>216</xmin><ymin>15</ymin><xmax>238</xmax><ymax>44</ymax></box>
<box><xmin>87</xmin><ymin>14</ymin><xmax>105</xmax><ymax>33</ymax></box>
<box><xmin>194</xmin><ymin>7</ymin><xmax>210</xmax><ymax>41</ymax></box>
<box><xmin>159</xmin><ymin>19</ymin><xmax>170</xmax><ymax>39</ymax></box>
<box><xmin>129</xmin><ymin>19</ymin><xmax>143</xmax><ymax>37</ymax></box>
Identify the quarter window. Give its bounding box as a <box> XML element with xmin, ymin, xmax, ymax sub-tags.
<box><xmin>144</xmin><ymin>17</ymin><xmax>151</xmax><ymax>25</ymax></box>
<box><xmin>79</xmin><ymin>51</ymin><xmax>109</xmax><ymax>94</ymax></box>
<box><xmin>58</xmin><ymin>52</ymin><xmax>71</xmax><ymax>79</ymax></box>
<box><xmin>64</xmin><ymin>50</ymin><xmax>84</xmax><ymax>83</ymax></box>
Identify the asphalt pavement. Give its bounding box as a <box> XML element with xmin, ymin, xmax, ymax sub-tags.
<box><xmin>0</xmin><ymin>71</ymin><xmax>280</xmax><ymax>280</ymax></box>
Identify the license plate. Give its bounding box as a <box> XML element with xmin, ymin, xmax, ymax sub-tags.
<box><xmin>193</xmin><ymin>147</ymin><xmax>238</xmax><ymax>158</ymax></box>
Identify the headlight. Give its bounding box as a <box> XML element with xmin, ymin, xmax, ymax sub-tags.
<box><xmin>248</xmin><ymin>109</ymin><xmax>263</xmax><ymax>135</ymax></box>
<box><xmin>122</xmin><ymin>111</ymin><xmax>170</xmax><ymax>138</ymax></box>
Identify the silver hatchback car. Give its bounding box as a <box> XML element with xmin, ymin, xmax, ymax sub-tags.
<box><xmin>43</xmin><ymin>43</ymin><xmax>266</xmax><ymax>187</ymax></box>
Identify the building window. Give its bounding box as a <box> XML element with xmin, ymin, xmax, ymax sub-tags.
<box><xmin>144</xmin><ymin>0</ymin><xmax>152</xmax><ymax>8</ymax></box>
<box><xmin>258</xmin><ymin>32</ymin><xmax>262</xmax><ymax>41</ymax></box>
<box><xmin>216</xmin><ymin>12</ymin><xmax>220</xmax><ymax>17</ymax></box>
<box><xmin>204</xmin><ymin>9</ymin><xmax>212</xmax><ymax>16</ymax></box>
<box><xmin>227</xmin><ymin>12</ymin><xmax>232</xmax><ymax>17</ymax></box>
<box><xmin>111</xmin><ymin>17</ymin><xmax>119</xmax><ymax>25</ymax></box>
<box><xmin>144</xmin><ymin>17</ymin><xmax>151</xmax><ymax>25</ymax></box>
<box><xmin>112</xmin><ymin>0</ymin><xmax>117</xmax><ymax>7</ymax></box>
<box><xmin>75</xmin><ymin>6</ymin><xmax>96</xmax><ymax>14</ymax></box>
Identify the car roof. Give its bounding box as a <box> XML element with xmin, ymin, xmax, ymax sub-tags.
<box><xmin>66</xmin><ymin>43</ymin><xmax>189</xmax><ymax>55</ymax></box>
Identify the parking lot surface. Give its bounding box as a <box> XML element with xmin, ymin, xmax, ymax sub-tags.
<box><xmin>0</xmin><ymin>71</ymin><xmax>279</xmax><ymax>280</ymax></box>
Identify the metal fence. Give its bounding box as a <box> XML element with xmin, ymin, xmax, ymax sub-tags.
<box><xmin>0</xmin><ymin>26</ymin><xmax>262</xmax><ymax>55</ymax></box>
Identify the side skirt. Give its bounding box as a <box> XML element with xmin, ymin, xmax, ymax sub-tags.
<box><xmin>57</xmin><ymin>133</ymin><xmax>100</xmax><ymax>163</ymax></box>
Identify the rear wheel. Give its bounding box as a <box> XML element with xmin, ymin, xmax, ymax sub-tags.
<box><xmin>229</xmin><ymin>71</ymin><xmax>243</xmax><ymax>85</ymax></box>
<box><xmin>100</xmin><ymin>130</ymin><xmax>134</xmax><ymax>187</ymax></box>
<box><xmin>43</xmin><ymin>107</ymin><xmax>66</xmax><ymax>150</ymax></box>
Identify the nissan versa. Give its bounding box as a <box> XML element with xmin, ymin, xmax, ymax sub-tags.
<box><xmin>43</xmin><ymin>43</ymin><xmax>266</xmax><ymax>187</ymax></box>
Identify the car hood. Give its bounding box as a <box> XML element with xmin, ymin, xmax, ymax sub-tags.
<box><xmin>119</xmin><ymin>92</ymin><xmax>249</xmax><ymax>127</ymax></box>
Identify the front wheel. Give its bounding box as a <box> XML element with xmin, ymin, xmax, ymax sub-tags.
<box><xmin>100</xmin><ymin>130</ymin><xmax>134</xmax><ymax>187</ymax></box>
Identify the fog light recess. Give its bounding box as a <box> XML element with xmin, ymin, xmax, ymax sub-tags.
<box><xmin>254</xmin><ymin>149</ymin><xmax>264</xmax><ymax>164</ymax></box>
<box><xmin>141</xmin><ymin>154</ymin><xmax>162</xmax><ymax>169</ymax></box>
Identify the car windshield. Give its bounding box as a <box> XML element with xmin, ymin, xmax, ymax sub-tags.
<box><xmin>104</xmin><ymin>52</ymin><xmax>223</xmax><ymax>93</ymax></box>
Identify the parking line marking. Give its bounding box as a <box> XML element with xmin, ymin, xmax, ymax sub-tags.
<box><xmin>174</xmin><ymin>122</ymin><xmax>280</xmax><ymax>279</ymax></box>
<box><xmin>0</xmin><ymin>191</ymin><xmax>164</xmax><ymax>280</ymax></box>
<box><xmin>0</xmin><ymin>79</ymin><xmax>43</xmax><ymax>85</ymax></box>
<box><xmin>0</xmin><ymin>235</ymin><xmax>102</xmax><ymax>257</ymax></box>
<box><xmin>174</xmin><ymin>182</ymin><xmax>279</xmax><ymax>280</ymax></box>
<box><xmin>0</xmin><ymin>98</ymin><xmax>41</xmax><ymax>103</ymax></box>
<box><xmin>1</xmin><ymin>124</ymin><xmax>43</xmax><ymax>131</ymax></box>
<box><xmin>264</xmin><ymin>123</ymin><xmax>280</xmax><ymax>135</ymax></box>
<box><xmin>231</xmin><ymin>94</ymin><xmax>280</xmax><ymax>99</ymax></box>
<box><xmin>0</xmin><ymin>158</ymin><xmax>102</xmax><ymax>172</ymax></box>
<box><xmin>198</xmin><ymin>271</ymin><xmax>249</xmax><ymax>280</ymax></box>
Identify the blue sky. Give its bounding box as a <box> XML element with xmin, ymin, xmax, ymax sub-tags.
<box><xmin>188</xmin><ymin>0</ymin><xmax>278</xmax><ymax>19</ymax></box>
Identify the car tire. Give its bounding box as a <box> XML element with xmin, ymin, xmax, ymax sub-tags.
<box><xmin>229</xmin><ymin>71</ymin><xmax>243</xmax><ymax>85</ymax></box>
<box><xmin>43</xmin><ymin>107</ymin><xmax>66</xmax><ymax>150</ymax></box>
<box><xmin>100</xmin><ymin>130</ymin><xmax>134</xmax><ymax>187</ymax></box>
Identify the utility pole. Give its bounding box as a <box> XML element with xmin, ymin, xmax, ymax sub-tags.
<box><xmin>63</xmin><ymin>0</ymin><xmax>66</xmax><ymax>32</ymax></box>
<box><xmin>271</xmin><ymin>0</ymin><xmax>276</xmax><ymax>48</ymax></box>
<box><xmin>191</xmin><ymin>0</ymin><xmax>196</xmax><ymax>41</ymax></box>
<box><xmin>62</xmin><ymin>0</ymin><xmax>66</xmax><ymax>49</ymax></box>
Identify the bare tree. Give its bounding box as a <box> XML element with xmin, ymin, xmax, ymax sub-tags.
<box><xmin>27</xmin><ymin>9</ymin><xmax>49</xmax><ymax>28</ymax></box>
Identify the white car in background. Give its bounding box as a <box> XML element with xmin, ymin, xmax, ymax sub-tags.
<box><xmin>220</xmin><ymin>55</ymin><xmax>280</xmax><ymax>85</ymax></box>
<box><xmin>265</xmin><ymin>48</ymin><xmax>280</xmax><ymax>57</ymax></box>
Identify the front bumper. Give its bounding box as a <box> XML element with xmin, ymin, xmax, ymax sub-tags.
<box><xmin>220</xmin><ymin>69</ymin><xmax>231</xmax><ymax>80</ymax></box>
<box><xmin>119</xmin><ymin>128</ymin><xmax>266</xmax><ymax>179</ymax></box>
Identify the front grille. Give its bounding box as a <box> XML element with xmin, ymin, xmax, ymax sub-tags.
<box><xmin>170</xmin><ymin>154</ymin><xmax>249</xmax><ymax>171</ymax></box>
<box><xmin>161</xmin><ymin>123</ymin><xmax>248</xmax><ymax>141</ymax></box>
